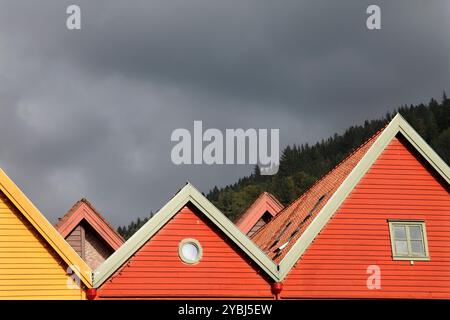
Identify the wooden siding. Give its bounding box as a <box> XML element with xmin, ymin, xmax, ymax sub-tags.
<box><xmin>66</xmin><ymin>225</ymin><xmax>83</xmax><ymax>258</ymax></box>
<box><xmin>97</xmin><ymin>204</ymin><xmax>273</xmax><ymax>299</ymax></box>
<box><xmin>0</xmin><ymin>192</ymin><xmax>85</xmax><ymax>299</ymax></box>
<box><xmin>64</xmin><ymin>221</ymin><xmax>114</xmax><ymax>269</ymax></box>
<box><xmin>84</xmin><ymin>224</ymin><xmax>114</xmax><ymax>270</ymax></box>
<box><xmin>282</xmin><ymin>136</ymin><xmax>450</xmax><ymax>299</ymax></box>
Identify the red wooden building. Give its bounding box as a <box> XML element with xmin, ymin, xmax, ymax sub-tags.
<box><xmin>92</xmin><ymin>184</ymin><xmax>279</xmax><ymax>299</ymax></box>
<box><xmin>252</xmin><ymin>114</ymin><xmax>450</xmax><ymax>299</ymax></box>
<box><xmin>56</xmin><ymin>199</ymin><xmax>124</xmax><ymax>269</ymax></box>
<box><xmin>235</xmin><ymin>192</ymin><xmax>284</xmax><ymax>236</ymax></box>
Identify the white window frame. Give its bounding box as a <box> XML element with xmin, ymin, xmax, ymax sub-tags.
<box><xmin>178</xmin><ymin>238</ymin><xmax>203</xmax><ymax>264</ymax></box>
<box><xmin>388</xmin><ymin>220</ymin><xmax>430</xmax><ymax>261</ymax></box>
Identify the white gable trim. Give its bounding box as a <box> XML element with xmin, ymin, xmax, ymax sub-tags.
<box><xmin>93</xmin><ymin>183</ymin><xmax>279</xmax><ymax>287</ymax></box>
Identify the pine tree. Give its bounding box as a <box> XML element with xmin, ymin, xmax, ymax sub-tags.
<box><xmin>442</xmin><ymin>91</ymin><xmax>448</xmax><ymax>104</ymax></box>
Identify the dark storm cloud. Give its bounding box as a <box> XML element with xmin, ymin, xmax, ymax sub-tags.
<box><xmin>67</xmin><ymin>0</ymin><xmax>450</xmax><ymax>113</ymax></box>
<box><xmin>0</xmin><ymin>0</ymin><xmax>449</xmax><ymax>226</ymax></box>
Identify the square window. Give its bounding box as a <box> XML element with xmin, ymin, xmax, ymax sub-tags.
<box><xmin>388</xmin><ymin>221</ymin><xmax>429</xmax><ymax>261</ymax></box>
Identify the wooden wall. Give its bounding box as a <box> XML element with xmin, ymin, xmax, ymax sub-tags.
<box><xmin>0</xmin><ymin>192</ymin><xmax>85</xmax><ymax>299</ymax></box>
<box><xmin>97</xmin><ymin>204</ymin><xmax>273</xmax><ymax>299</ymax></box>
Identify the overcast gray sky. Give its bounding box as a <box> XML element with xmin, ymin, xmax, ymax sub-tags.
<box><xmin>0</xmin><ymin>0</ymin><xmax>449</xmax><ymax>227</ymax></box>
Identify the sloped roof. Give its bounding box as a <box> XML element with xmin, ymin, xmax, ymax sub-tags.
<box><xmin>0</xmin><ymin>168</ymin><xmax>92</xmax><ymax>287</ymax></box>
<box><xmin>253</xmin><ymin>114</ymin><xmax>450</xmax><ymax>280</ymax></box>
<box><xmin>56</xmin><ymin>198</ymin><xmax>124</xmax><ymax>250</ymax></box>
<box><xmin>252</xmin><ymin>128</ymin><xmax>381</xmax><ymax>262</ymax></box>
<box><xmin>235</xmin><ymin>192</ymin><xmax>284</xmax><ymax>235</ymax></box>
<box><xmin>93</xmin><ymin>183</ymin><xmax>279</xmax><ymax>287</ymax></box>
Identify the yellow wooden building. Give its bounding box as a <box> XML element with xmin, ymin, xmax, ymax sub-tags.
<box><xmin>0</xmin><ymin>168</ymin><xmax>92</xmax><ymax>299</ymax></box>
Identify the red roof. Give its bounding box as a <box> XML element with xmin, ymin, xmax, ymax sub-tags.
<box><xmin>55</xmin><ymin>198</ymin><xmax>124</xmax><ymax>251</ymax></box>
<box><xmin>235</xmin><ymin>192</ymin><xmax>284</xmax><ymax>235</ymax></box>
<box><xmin>251</xmin><ymin>130</ymin><xmax>383</xmax><ymax>263</ymax></box>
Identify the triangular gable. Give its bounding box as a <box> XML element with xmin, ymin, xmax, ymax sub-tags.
<box><xmin>277</xmin><ymin>114</ymin><xmax>450</xmax><ymax>280</ymax></box>
<box><xmin>0</xmin><ymin>169</ymin><xmax>92</xmax><ymax>287</ymax></box>
<box><xmin>93</xmin><ymin>183</ymin><xmax>278</xmax><ymax>287</ymax></box>
<box><xmin>56</xmin><ymin>198</ymin><xmax>124</xmax><ymax>251</ymax></box>
<box><xmin>235</xmin><ymin>192</ymin><xmax>284</xmax><ymax>235</ymax></box>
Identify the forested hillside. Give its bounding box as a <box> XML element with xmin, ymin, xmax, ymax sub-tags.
<box><xmin>208</xmin><ymin>93</ymin><xmax>450</xmax><ymax>221</ymax></box>
<box><xmin>118</xmin><ymin>93</ymin><xmax>450</xmax><ymax>238</ymax></box>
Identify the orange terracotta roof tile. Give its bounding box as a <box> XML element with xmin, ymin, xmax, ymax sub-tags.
<box><xmin>251</xmin><ymin>129</ymin><xmax>383</xmax><ymax>263</ymax></box>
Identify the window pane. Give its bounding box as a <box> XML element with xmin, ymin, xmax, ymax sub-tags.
<box><xmin>394</xmin><ymin>226</ymin><xmax>407</xmax><ymax>240</ymax></box>
<box><xmin>181</xmin><ymin>243</ymin><xmax>199</xmax><ymax>261</ymax></box>
<box><xmin>411</xmin><ymin>240</ymin><xmax>425</xmax><ymax>255</ymax></box>
<box><xmin>409</xmin><ymin>226</ymin><xmax>423</xmax><ymax>240</ymax></box>
<box><xmin>395</xmin><ymin>240</ymin><xmax>408</xmax><ymax>255</ymax></box>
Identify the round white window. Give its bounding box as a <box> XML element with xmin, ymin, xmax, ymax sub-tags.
<box><xmin>179</xmin><ymin>239</ymin><xmax>202</xmax><ymax>264</ymax></box>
